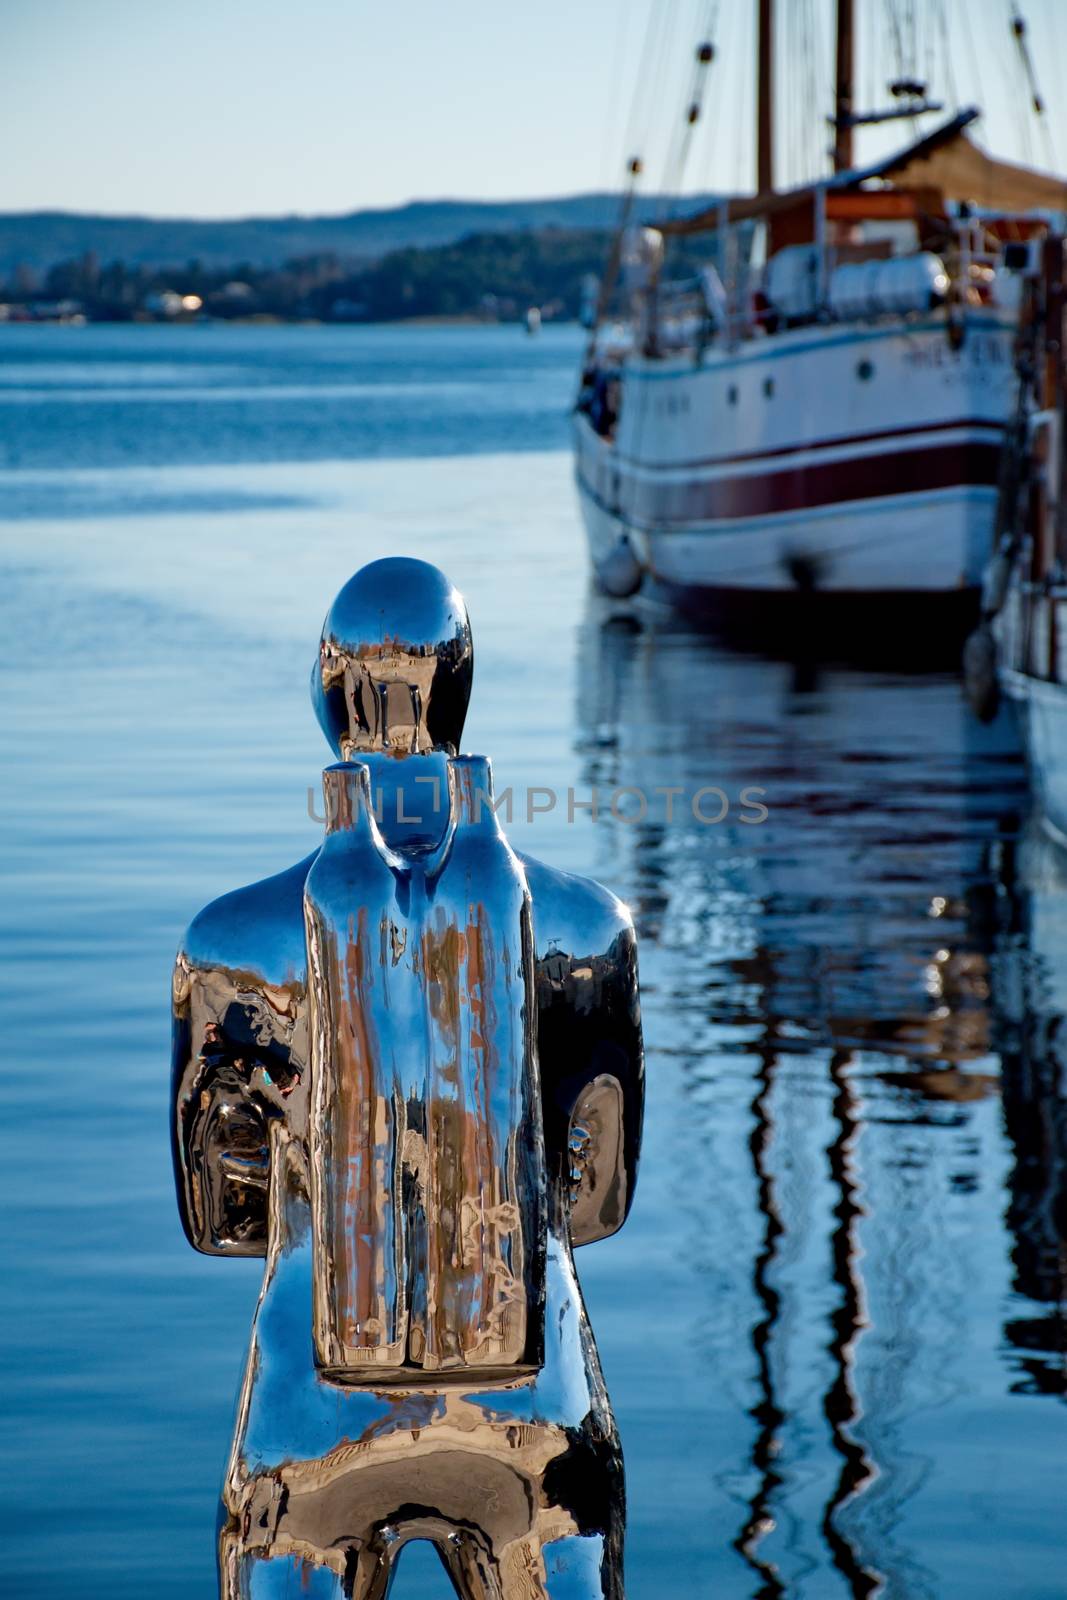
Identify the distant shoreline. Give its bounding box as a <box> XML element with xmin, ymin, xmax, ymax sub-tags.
<box><xmin>0</xmin><ymin>313</ymin><xmax>582</xmax><ymax>329</ymax></box>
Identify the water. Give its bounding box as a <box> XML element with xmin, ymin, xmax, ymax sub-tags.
<box><xmin>1</xmin><ymin>323</ymin><xmax>1064</xmax><ymax>1598</ymax></box>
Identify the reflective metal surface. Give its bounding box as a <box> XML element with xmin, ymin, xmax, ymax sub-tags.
<box><xmin>312</xmin><ymin>556</ymin><xmax>474</xmax><ymax>757</ymax></box>
<box><xmin>305</xmin><ymin>756</ymin><xmax>544</xmax><ymax>1380</ymax></box>
<box><xmin>171</xmin><ymin>560</ymin><xmax>643</xmax><ymax>1596</ymax></box>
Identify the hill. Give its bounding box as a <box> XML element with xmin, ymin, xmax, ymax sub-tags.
<box><xmin>0</xmin><ymin>193</ymin><xmax>717</xmax><ymax>277</ymax></box>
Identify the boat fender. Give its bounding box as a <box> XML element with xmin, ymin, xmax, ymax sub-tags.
<box><xmin>782</xmin><ymin>549</ymin><xmax>826</xmax><ymax>592</ymax></box>
<box><xmin>962</xmin><ymin>623</ymin><xmax>1000</xmax><ymax>722</ymax></box>
<box><xmin>981</xmin><ymin>537</ymin><xmax>1016</xmax><ymax>617</ymax></box>
<box><xmin>598</xmin><ymin>536</ymin><xmax>645</xmax><ymax>599</ymax></box>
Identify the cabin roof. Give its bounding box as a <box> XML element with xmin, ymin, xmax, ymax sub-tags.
<box><xmin>660</xmin><ymin>109</ymin><xmax>1067</xmax><ymax>234</ymax></box>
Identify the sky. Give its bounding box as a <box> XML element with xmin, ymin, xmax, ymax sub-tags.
<box><xmin>3</xmin><ymin>0</ymin><xmax>1066</xmax><ymax>218</ymax></box>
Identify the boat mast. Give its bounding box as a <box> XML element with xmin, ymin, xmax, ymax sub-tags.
<box><xmin>757</xmin><ymin>0</ymin><xmax>774</xmax><ymax>193</ymax></box>
<box><xmin>833</xmin><ymin>0</ymin><xmax>855</xmax><ymax>173</ymax></box>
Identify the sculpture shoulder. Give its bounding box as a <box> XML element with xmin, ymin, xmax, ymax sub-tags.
<box><xmin>517</xmin><ymin>852</ymin><xmax>634</xmax><ymax>962</ymax></box>
<box><xmin>178</xmin><ymin>851</ymin><xmax>318</xmax><ymax>988</ymax></box>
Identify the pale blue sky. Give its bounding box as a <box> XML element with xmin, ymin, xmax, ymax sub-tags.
<box><xmin>3</xmin><ymin>0</ymin><xmax>1065</xmax><ymax>217</ymax></box>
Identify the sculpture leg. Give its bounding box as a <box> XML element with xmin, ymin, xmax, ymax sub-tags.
<box><xmin>218</xmin><ymin>1508</ymin><xmax>399</xmax><ymax>1600</ymax></box>
<box><xmin>221</xmin><ymin>1551</ymin><xmax>347</xmax><ymax>1599</ymax></box>
<box><xmin>345</xmin><ymin>1532</ymin><xmax>402</xmax><ymax>1600</ymax></box>
<box><xmin>435</xmin><ymin>1528</ymin><xmax>622</xmax><ymax>1600</ymax></box>
<box><xmin>435</xmin><ymin>1529</ymin><xmax>502</xmax><ymax>1600</ymax></box>
<box><xmin>219</xmin><ymin>1544</ymin><xmax>399</xmax><ymax>1600</ymax></box>
<box><xmin>541</xmin><ymin>1534</ymin><xmax>619</xmax><ymax>1600</ymax></box>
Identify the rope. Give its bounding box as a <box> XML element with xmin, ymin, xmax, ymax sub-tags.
<box><xmin>956</xmin><ymin>0</ymin><xmax>987</xmax><ymax>128</ymax></box>
<box><xmin>599</xmin><ymin>0</ymin><xmax>633</xmax><ymax>191</ymax></box>
<box><xmin>659</xmin><ymin>1</ymin><xmax>721</xmax><ymax>207</ymax></box>
<box><xmin>936</xmin><ymin>0</ymin><xmax>959</xmax><ymax>113</ymax></box>
<box><xmin>1008</xmin><ymin>3</ymin><xmax>1057</xmax><ymax>171</ymax></box>
<box><xmin>882</xmin><ymin>0</ymin><xmax>906</xmax><ymax>83</ymax></box>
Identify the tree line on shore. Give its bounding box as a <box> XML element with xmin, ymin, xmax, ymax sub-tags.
<box><xmin>3</xmin><ymin>223</ymin><xmax>711</xmax><ymax>323</ymax></box>
<box><xmin>1</xmin><ymin>227</ymin><xmax>632</xmax><ymax>323</ymax></box>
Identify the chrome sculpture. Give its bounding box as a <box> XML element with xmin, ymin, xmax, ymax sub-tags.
<box><xmin>171</xmin><ymin>558</ymin><xmax>644</xmax><ymax>1597</ymax></box>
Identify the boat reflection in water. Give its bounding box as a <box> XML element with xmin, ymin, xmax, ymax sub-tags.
<box><xmin>990</xmin><ymin>823</ymin><xmax>1067</xmax><ymax>1402</ymax></box>
<box><xmin>575</xmin><ymin>600</ymin><xmax>1066</xmax><ymax>1597</ymax></box>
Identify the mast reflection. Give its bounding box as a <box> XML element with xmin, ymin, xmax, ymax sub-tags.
<box><xmin>576</xmin><ymin>598</ymin><xmax>1031</xmax><ymax>1594</ymax></box>
<box><xmin>991</xmin><ymin>825</ymin><xmax>1067</xmax><ymax>1399</ymax></box>
<box><xmin>821</xmin><ymin>1048</ymin><xmax>879</xmax><ymax>1600</ymax></box>
<box><xmin>733</xmin><ymin>1028</ymin><xmax>787</xmax><ymax>1600</ymax></box>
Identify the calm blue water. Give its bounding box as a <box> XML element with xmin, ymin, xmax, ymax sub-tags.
<box><xmin>1</xmin><ymin>323</ymin><xmax>1065</xmax><ymax>1598</ymax></box>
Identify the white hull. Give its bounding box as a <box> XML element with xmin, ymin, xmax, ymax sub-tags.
<box><xmin>577</xmin><ymin>466</ymin><xmax>996</xmax><ymax>594</ymax></box>
<box><xmin>576</xmin><ymin>314</ymin><xmax>1016</xmax><ymax>600</ymax></box>
<box><xmin>1001</xmin><ymin>668</ymin><xmax>1067</xmax><ymax>848</ymax></box>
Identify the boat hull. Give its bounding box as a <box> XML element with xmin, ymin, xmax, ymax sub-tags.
<box><xmin>576</xmin><ymin>460</ymin><xmax>996</xmax><ymax>590</ymax></box>
<box><xmin>575</xmin><ymin>314</ymin><xmax>1015</xmax><ymax>627</ymax></box>
<box><xmin>1001</xmin><ymin>668</ymin><xmax>1067</xmax><ymax>848</ymax></box>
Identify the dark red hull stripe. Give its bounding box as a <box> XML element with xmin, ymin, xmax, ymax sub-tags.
<box><xmin>606</xmin><ymin>416</ymin><xmax>1006</xmax><ymax>472</ymax></box>
<box><xmin>586</xmin><ymin>441</ymin><xmax>1003</xmax><ymax>524</ymax></box>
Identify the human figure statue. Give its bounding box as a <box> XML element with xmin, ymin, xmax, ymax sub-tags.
<box><xmin>171</xmin><ymin>558</ymin><xmax>644</xmax><ymax>1598</ymax></box>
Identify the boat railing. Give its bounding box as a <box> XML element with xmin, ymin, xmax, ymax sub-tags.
<box><xmin>594</xmin><ymin>215</ymin><xmax>1047</xmax><ymax>368</ymax></box>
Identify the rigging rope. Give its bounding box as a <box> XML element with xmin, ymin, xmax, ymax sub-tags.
<box><xmin>690</xmin><ymin>0</ymin><xmax>728</xmax><ymax>197</ymax></box>
<box><xmin>659</xmin><ymin>0</ymin><xmax>721</xmax><ymax>206</ymax></box>
<box><xmin>599</xmin><ymin>0</ymin><xmax>633</xmax><ymax>191</ymax></box>
<box><xmin>1008</xmin><ymin>3</ymin><xmax>1057</xmax><ymax>171</ymax></box>
<box><xmin>936</xmin><ymin>0</ymin><xmax>959</xmax><ymax>114</ymax></box>
<box><xmin>807</xmin><ymin>0</ymin><xmax>829</xmax><ymax>182</ymax></box>
<box><xmin>882</xmin><ymin>0</ymin><xmax>906</xmax><ymax>84</ymax></box>
<box><xmin>956</xmin><ymin>0</ymin><xmax>987</xmax><ymax>126</ymax></box>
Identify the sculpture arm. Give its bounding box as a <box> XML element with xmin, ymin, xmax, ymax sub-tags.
<box><xmin>524</xmin><ymin>857</ymin><xmax>645</xmax><ymax>1246</ymax></box>
<box><xmin>567</xmin><ymin>918</ymin><xmax>643</xmax><ymax>1245</ymax></box>
<box><xmin>170</xmin><ymin>860</ymin><xmax>313</xmax><ymax>1256</ymax></box>
<box><xmin>172</xmin><ymin>951</ymin><xmax>276</xmax><ymax>1256</ymax></box>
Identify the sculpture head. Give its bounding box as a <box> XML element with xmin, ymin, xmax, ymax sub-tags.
<box><xmin>312</xmin><ymin>558</ymin><xmax>474</xmax><ymax>757</ymax></box>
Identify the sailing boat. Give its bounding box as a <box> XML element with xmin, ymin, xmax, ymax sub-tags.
<box><xmin>574</xmin><ymin>0</ymin><xmax>1067</xmax><ymax>648</ymax></box>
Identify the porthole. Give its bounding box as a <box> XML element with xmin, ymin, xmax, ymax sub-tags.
<box><xmin>763</xmin><ymin>377</ymin><xmax>775</xmax><ymax>398</ymax></box>
<box><xmin>727</xmin><ymin>384</ymin><xmax>738</xmax><ymax>405</ymax></box>
<box><xmin>857</xmin><ymin>359</ymin><xmax>874</xmax><ymax>381</ymax></box>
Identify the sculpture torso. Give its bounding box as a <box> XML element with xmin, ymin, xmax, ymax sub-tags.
<box><xmin>172</xmin><ymin>754</ymin><xmax>642</xmax><ymax>1291</ymax></box>
<box><xmin>305</xmin><ymin>757</ymin><xmax>545</xmax><ymax>1381</ymax></box>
